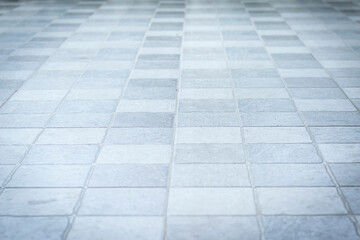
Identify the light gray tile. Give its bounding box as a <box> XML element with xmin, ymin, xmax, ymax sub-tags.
<box><xmin>248</xmin><ymin>144</ymin><xmax>321</xmax><ymax>163</ymax></box>
<box><xmin>177</xmin><ymin>127</ymin><xmax>242</xmax><ymax>143</ymax></box>
<box><xmin>258</xmin><ymin>187</ymin><xmax>347</xmax><ymax>214</ymax></box>
<box><xmin>0</xmin><ymin>188</ymin><xmax>81</xmax><ymax>215</ymax></box>
<box><xmin>89</xmin><ymin>164</ymin><xmax>168</xmax><ymax>187</ymax></box>
<box><xmin>252</xmin><ymin>164</ymin><xmax>333</xmax><ymax>186</ymax></box>
<box><xmin>241</xmin><ymin>112</ymin><xmax>303</xmax><ymax>126</ymax></box>
<box><xmin>23</xmin><ymin>145</ymin><xmax>97</xmax><ymax>164</ymax></box>
<box><xmin>310</xmin><ymin>127</ymin><xmax>360</xmax><ymax>143</ymax></box>
<box><xmin>178</xmin><ymin>112</ymin><xmax>239</xmax><ymax>127</ymax></box>
<box><xmin>68</xmin><ymin>217</ymin><xmax>163</xmax><ymax>240</ymax></box>
<box><xmin>238</xmin><ymin>99</ymin><xmax>296</xmax><ymax>112</ymax></box>
<box><xmin>113</xmin><ymin>113</ymin><xmax>174</xmax><ymax>128</ymax></box>
<box><xmin>79</xmin><ymin>188</ymin><xmax>166</xmax><ymax>215</ymax></box>
<box><xmin>0</xmin><ymin>129</ymin><xmax>41</xmax><ymax>144</ymax></box>
<box><xmin>37</xmin><ymin>128</ymin><xmax>106</xmax><ymax>144</ymax></box>
<box><xmin>49</xmin><ymin>113</ymin><xmax>112</xmax><ymax>127</ymax></box>
<box><xmin>168</xmin><ymin>188</ymin><xmax>256</xmax><ymax>215</ymax></box>
<box><xmin>7</xmin><ymin>165</ymin><xmax>90</xmax><ymax>187</ymax></box>
<box><xmin>167</xmin><ymin>216</ymin><xmax>260</xmax><ymax>240</ymax></box>
<box><xmin>172</xmin><ymin>164</ymin><xmax>249</xmax><ymax>187</ymax></box>
<box><xmin>98</xmin><ymin>145</ymin><xmax>171</xmax><ymax>164</ymax></box>
<box><xmin>263</xmin><ymin>216</ymin><xmax>359</xmax><ymax>240</ymax></box>
<box><xmin>244</xmin><ymin>127</ymin><xmax>311</xmax><ymax>143</ymax></box>
<box><xmin>0</xmin><ymin>217</ymin><xmax>68</xmax><ymax>240</ymax></box>
<box><xmin>302</xmin><ymin>112</ymin><xmax>360</xmax><ymax>126</ymax></box>
<box><xmin>105</xmin><ymin>128</ymin><xmax>173</xmax><ymax>144</ymax></box>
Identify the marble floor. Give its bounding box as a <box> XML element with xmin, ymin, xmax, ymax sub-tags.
<box><xmin>0</xmin><ymin>0</ymin><xmax>360</xmax><ymax>239</ymax></box>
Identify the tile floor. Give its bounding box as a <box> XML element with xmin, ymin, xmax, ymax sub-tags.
<box><xmin>0</xmin><ymin>0</ymin><xmax>360</xmax><ymax>239</ymax></box>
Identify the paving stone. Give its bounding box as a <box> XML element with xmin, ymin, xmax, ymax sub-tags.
<box><xmin>8</xmin><ymin>165</ymin><xmax>90</xmax><ymax>187</ymax></box>
<box><xmin>252</xmin><ymin>164</ymin><xmax>333</xmax><ymax>186</ymax></box>
<box><xmin>79</xmin><ymin>188</ymin><xmax>166</xmax><ymax>215</ymax></box>
<box><xmin>310</xmin><ymin>127</ymin><xmax>360</xmax><ymax>143</ymax></box>
<box><xmin>263</xmin><ymin>216</ymin><xmax>360</xmax><ymax>240</ymax></box>
<box><xmin>23</xmin><ymin>145</ymin><xmax>98</xmax><ymax>164</ymax></box>
<box><xmin>0</xmin><ymin>129</ymin><xmax>41</xmax><ymax>144</ymax></box>
<box><xmin>98</xmin><ymin>145</ymin><xmax>171</xmax><ymax>164</ymax></box>
<box><xmin>89</xmin><ymin>164</ymin><xmax>168</xmax><ymax>187</ymax></box>
<box><xmin>57</xmin><ymin>100</ymin><xmax>118</xmax><ymax>113</ymax></box>
<box><xmin>178</xmin><ymin>112</ymin><xmax>239</xmax><ymax>127</ymax></box>
<box><xmin>0</xmin><ymin>188</ymin><xmax>81</xmax><ymax>215</ymax></box>
<box><xmin>238</xmin><ymin>99</ymin><xmax>296</xmax><ymax>112</ymax></box>
<box><xmin>235</xmin><ymin>88</ymin><xmax>289</xmax><ymax>99</ymax></box>
<box><xmin>295</xmin><ymin>99</ymin><xmax>356</xmax><ymax>111</ymax></box>
<box><xmin>117</xmin><ymin>100</ymin><xmax>175</xmax><ymax>112</ymax></box>
<box><xmin>248</xmin><ymin>144</ymin><xmax>321</xmax><ymax>163</ymax></box>
<box><xmin>244</xmin><ymin>127</ymin><xmax>311</xmax><ymax>143</ymax></box>
<box><xmin>0</xmin><ymin>101</ymin><xmax>59</xmax><ymax>113</ymax></box>
<box><xmin>180</xmin><ymin>89</ymin><xmax>233</xmax><ymax>99</ymax></box>
<box><xmin>37</xmin><ymin>128</ymin><xmax>106</xmax><ymax>144</ymax></box>
<box><xmin>166</xmin><ymin>216</ymin><xmax>260</xmax><ymax>240</ymax></box>
<box><xmin>105</xmin><ymin>128</ymin><xmax>173</xmax><ymax>144</ymax></box>
<box><xmin>241</xmin><ymin>112</ymin><xmax>303</xmax><ymax>126</ymax></box>
<box><xmin>0</xmin><ymin>217</ymin><xmax>68</xmax><ymax>240</ymax></box>
<box><xmin>302</xmin><ymin>112</ymin><xmax>360</xmax><ymax>126</ymax></box>
<box><xmin>289</xmin><ymin>88</ymin><xmax>346</xmax><ymax>99</ymax></box>
<box><xmin>258</xmin><ymin>187</ymin><xmax>347</xmax><ymax>214</ymax></box>
<box><xmin>168</xmin><ymin>188</ymin><xmax>256</xmax><ymax>215</ymax></box>
<box><xmin>68</xmin><ymin>217</ymin><xmax>163</xmax><ymax>240</ymax></box>
<box><xmin>172</xmin><ymin>164</ymin><xmax>249</xmax><ymax>187</ymax></box>
<box><xmin>113</xmin><ymin>112</ymin><xmax>174</xmax><ymax>128</ymax></box>
<box><xmin>175</xmin><ymin>144</ymin><xmax>244</xmax><ymax>163</ymax></box>
<box><xmin>179</xmin><ymin>99</ymin><xmax>235</xmax><ymax>112</ymax></box>
<box><xmin>177</xmin><ymin>127</ymin><xmax>242</xmax><ymax>143</ymax></box>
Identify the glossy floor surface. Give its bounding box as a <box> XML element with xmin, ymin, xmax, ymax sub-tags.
<box><xmin>0</xmin><ymin>0</ymin><xmax>360</xmax><ymax>239</ymax></box>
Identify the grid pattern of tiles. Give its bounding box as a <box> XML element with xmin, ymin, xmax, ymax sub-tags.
<box><xmin>0</xmin><ymin>0</ymin><xmax>360</xmax><ymax>239</ymax></box>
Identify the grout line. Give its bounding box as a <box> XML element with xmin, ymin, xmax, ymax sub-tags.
<box><xmin>220</xmin><ymin>3</ymin><xmax>266</xmax><ymax>240</ymax></box>
<box><xmin>162</xmin><ymin>1</ymin><xmax>186</xmax><ymax>239</ymax></box>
